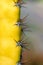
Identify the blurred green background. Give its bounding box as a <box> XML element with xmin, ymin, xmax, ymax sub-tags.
<box><xmin>21</xmin><ymin>0</ymin><xmax>43</xmax><ymax>65</ymax></box>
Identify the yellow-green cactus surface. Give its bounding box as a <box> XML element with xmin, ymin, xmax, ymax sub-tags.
<box><xmin>0</xmin><ymin>0</ymin><xmax>22</xmax><ymax>65</ymax></box>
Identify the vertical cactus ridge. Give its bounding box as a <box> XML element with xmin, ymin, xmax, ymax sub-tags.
<box><xmin>0</xmin><ymin>0</ymin><xmax>30</xmax><ymax>65</ymax></box>
<box><xmin>0</xmin><ymin>0</ymin><xmax>22</xmax><ymax>65</ymax></box>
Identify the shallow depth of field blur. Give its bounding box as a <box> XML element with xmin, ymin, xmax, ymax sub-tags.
<box><xmin>21</xmin><ymin>0</ymin><xmax>43</xmax><ymax>65</ymax></box>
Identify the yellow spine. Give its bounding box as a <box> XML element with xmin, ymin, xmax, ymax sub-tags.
<box><xmin>0</xmin><ymin>0</ymin><xmax>22</xmax><ymax>65</ymax></box>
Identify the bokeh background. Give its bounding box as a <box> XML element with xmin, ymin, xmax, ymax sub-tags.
<box><xmin>21</xmin><ymin>0</ymin><xmax>43</xmax><ymax>65</ymax></box>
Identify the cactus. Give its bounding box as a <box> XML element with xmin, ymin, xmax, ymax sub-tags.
<box><xmin>0</xmin><ymin>0</ymin><xmax>23</xmax><ymax>65</ymax></box>
<box><xmin>1</xmin><ymin>0</ymin><xmax>43</xmax><ymax>65</ymax></box>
